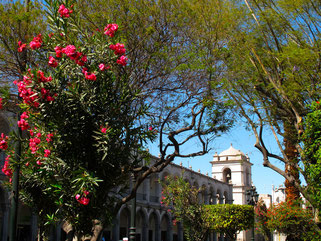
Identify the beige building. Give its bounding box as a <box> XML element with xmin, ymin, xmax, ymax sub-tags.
<box><xmin>211</xmin><ymin>144</ymin><xmax>254</xmax><ymax>241</ymax></box>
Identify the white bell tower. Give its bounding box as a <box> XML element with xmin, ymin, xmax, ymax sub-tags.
<box><xmin>211</xmin><ymin>144</ymin><xmax>253</xmax><ymax>205</ymax></box>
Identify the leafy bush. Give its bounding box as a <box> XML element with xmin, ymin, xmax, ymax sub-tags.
<box><xmin>205</xmin><ymin>204</ymin><xmax>254</xmax><ymax>240</ymax></box>
<box><xmin>255</xmin><ymin>199</ymin><xmax>321</xmax><ymax>241</ymax></box>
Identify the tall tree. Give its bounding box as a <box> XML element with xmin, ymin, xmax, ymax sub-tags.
<box><xmin>222</xmin><ymin>0</ymin><xmax>321</xmax><ymax>209</ymax></box>
<box><xmin>0</xmin><ymin>0</ymin><xmax>234</xmax><ymax>240</ymax></box>
<box><xmin>76</xmin><ymin>0</ymin><xmax>235</xmax><ymax>211</ymax></box>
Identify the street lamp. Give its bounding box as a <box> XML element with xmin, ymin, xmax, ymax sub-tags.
<box><xmin>129</xmin><ymin>174</ymin><xmax>137</xmax><ymax>241</ymax></box>
<box><xmin>246</xmin><ymin>186</ymin><xmax>259</xmax><ymax>241</ymax></box>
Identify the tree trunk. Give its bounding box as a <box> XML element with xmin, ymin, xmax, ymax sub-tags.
<box><xmin>284</xmin><ymin>123</ymin><xmax>300</xmax><ymax>201</ymax></box>
<box><xmin>61</xmin><ymin>220</ymin><xmax>103</xmax><ymax>241</ymax></box>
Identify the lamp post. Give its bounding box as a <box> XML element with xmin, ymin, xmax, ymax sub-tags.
<box><xmin>129</xmin><ymin>174</ymin><xmax>137</xmax><ymax>241</ymax></box>
<box><xmin>246</xmin><ymin>186</ymin><xmax>259</xmax><ymax>241</ymax></box>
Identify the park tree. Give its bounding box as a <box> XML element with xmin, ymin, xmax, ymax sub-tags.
<box><xmin>161</xmin><ymin>175</ymin><xmax>254</xmax><ymax>241</ymax></box>
<box><xmin>205</xmin><ymin>204</ymin><xmax>254</xmax><ymax>241</ymax></box>
<box><xmin>0</xmin><ymin>0</ymin><xmax>233</xmax><ymax>240</ymax></box>
<box><xmin>221</xmin><ymin>0</ymin><xmax>321</xmax><ymax>211</ymax></box>
<box><xmin>161</xmin><ymin>175</ymin><xmax>211</xmax><ymax>241</ymax></box>
<box><xmin>255</xmin><ymin>199</ymin><xmax>321</xmax><ymax>241</ymax></box>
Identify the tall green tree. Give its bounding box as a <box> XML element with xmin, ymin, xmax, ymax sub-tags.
<box><xmin>221</xmin><ymin>0</ymin><xmax>321</xmax><ymax>210</ymax></box>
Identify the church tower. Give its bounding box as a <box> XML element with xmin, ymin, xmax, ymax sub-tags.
<box><xmin>211</xmin><ymin>144</ymin><xmax>253</xmax><ymax>205</ymax></box>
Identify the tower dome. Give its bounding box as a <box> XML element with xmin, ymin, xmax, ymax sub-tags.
<box><xmin>213</xmin><ymin>144</ymin><xmax>249</xmax><ymax>162</ymax></box>
<box><xmin>219</xmin><ymin>144</ymin><xmax>245</xmax><ymax>157</ymax></box>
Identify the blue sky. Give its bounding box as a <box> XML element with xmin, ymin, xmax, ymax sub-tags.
<box><xmin>148</xmin><ymin>125</ymin><xmax>286</xmax><ymax>195</ymax></box>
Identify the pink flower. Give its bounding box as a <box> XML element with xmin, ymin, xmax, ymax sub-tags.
<box><xmin>36</xmin><ymin>160</ymin><xmax>42</xmax><ymax>165</ymax></box>
<box><xmin>99</xmin><ymin>63</ymin><xmax>105</xmax><ymax>71</ymax></box>
<box><xmin>55</xmin><ymin>46</ymin><xmax>63</xmax><ymax>58</ymax></box>
<box><xmin>99</xmin><ymin>63</ymin><xmax>110</xmax><ymax>71</ymax></box>
<box><xmin>0</xmin><ymin>133</ymin><xmax>8</xmax><ymax>150</ymax></box>
<box><xmin>29</xmin><ymin>137</ymin><xmax>41</xmax><ymax>153</ymax></box>
<box><xmin>48</xmin><ymin>56</ymin><xmax>58</xmax><ymax>68</ymax></box>
<box><xmin>18</xmin><ymin>41</ymin><xmax>27</xmax><ymax>52</ymax></box>
<box><xmin>14</xmin><ymin>80</ymin><xmax>39</xmax><ymax>107</ymax></box>
<box><xmin>79</xmin><ymin>197</ymin><xmax>90</xmax><ymax>205</ymax></box>
<box><xmin>2</xmin><ymin>160</ymin><xmax>12</xmax><ymax>178</ymax></box>
<box><xmin>18</xmin><ymin>118</ymin><xmax>30</xmax><ymax>130</ymax></box>
<box><xmin>44</xmin><ymin>149</ymin><xmax>51</xmax><ymax>157</ymax></box>
<box><xmin>58</xmin><ymin>4</ymin><xmax>73</xmax><ymax>18</ymax></box>
<box><xmin>109</xmin><ymin>43</ymin><xmax>126</xmax><ymax>55</ymax></box>
<box><xmin>62</xmin><ymin>45</ymin><xmax>77</xmax><ymax>59</ymax></box>
<box><xmin>75</xmin><ymin>53</ymin><xmax>87</xmax><ymax>66</ymax></box>
<box><xmin>29</xmin><ymin>34</ymin><xmax>42</xmax><ymax>50</ymax></box>
<box><xmin>49</xmin><ymin>33</ymin><xmax>54</xmax><ymax>38</ymax></box>
<box><xmin>116</xmin><ymin>55</ymin><xmax>128</xmax><ymax>66</ymax></box>
<box><xmin>83</xmin><ymin>190</ymin><xmax>90</xmax><ymax>196</ymax></box>
<box><xmin>46</xmin><ymin>133</ymin><xmax>54</xmax><ymax>143</ymax></box>
<box><xmin>75</xmin><ymin>194</ymin><xmax>90</xmax><ymax>205</ymax></box>
<box><xmin>104</xmin><ymin>23</ymin><xmax>118</xmax><ymax>37</ymax></box>
<box><xmin>37</xmin><ymin>70</ymin><xmax>52</xmax><ymax>82</ymax></box>
<box><xmin>148</xmin><ymin>126</ymin><xmax>153</xmax><ymax>131</ymax></box>
<box><xmin>82</xmin><ymin>67</ymin><xmax>88</xmax><ymax>74</ymax></box>
<box><xmin>21</xmin><ymin>112</ymin><xmax>29</xmax><ymax>119</ymax></box>
<box><xmin>101</xmin><ymin>127</ymin><xmax>107</xmax><ymax>133</ymax></box>
<box><xmin>85</xmin><ymin>71</ymin><xmax>97</xmax><ymax>81</ymax></box>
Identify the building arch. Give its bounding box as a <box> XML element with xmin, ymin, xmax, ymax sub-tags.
<box><xmin>200</xmin><ymin>184</ymin><xmax>208</xmax><ymax>204</ymax></box>
<box><xmin>148</xmin><ymin>211</ymin><xmax>160</xmax><ymax>241</ymax></box>
<box><xmin>160</xmin><ymin>213</ymin><xmax>171</xmax><ymax>241</ymax></box>
<box><xmin>222</xmin><ymin>168</ymin><xmax>232</xmax><ymax>184</ymax></box>
<box><xmin>119</xmin><ymin>207</ymin><xmax>130</xmax><ymax>240</ymax></box>
<box><xmin>136</xmin><ymin>208</ymin><xmax>148</xmax><ymax>241</ymax></box>
<box><xmin>216</xmin><ymin>189</ymin><xmax>224</xmax><ymax>204</ymax></box>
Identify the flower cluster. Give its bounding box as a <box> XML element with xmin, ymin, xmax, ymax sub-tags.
<box><xmin>109</xmin><ymin>43</ymin><xmax>126</xmax><ymax>55</ymax></box>
<box><xmin>56</xmin><ymin>45</ymin><xmax>87</xmax><ymax>66</ymax></box>
<box><xmin>18</xmin><ymin>112</ymin><xmax>30</xmax><ymax>131</ymax></box>
<box><xmin>29</xmin><ymin>34</ymin><xmax>42</xmax><ymax>50</ymax></box>
<box><xmin>58</xmin><ymin>4</ymin><xmax>73</xmax><ymax>18</ymax></box>
<box><xmin>29</xmin><ymin>134</ymin><xmax>41</xmax><ymax>154</ymax></box>
<box><xmin>99</xmin><ymin>63</ymin><xmax>110</xmax><ymax>71</ymax></box>
<box><xmin>18</xmin><ymin>41</ymin><xmax>27</xmax><ymax>52</ymax></box>
<box><xmin>84</xmin><ymin>70</ymin><xmax>97</xmax><ymax>81</ymax></box>
<box><xmin>14</xmin><ymin>75</ymin><xmax>39</xmax><ymax>108</ymax></box>
<box><xmin>75</xmin><ymin>190</ymin><xmax>90</xmax><ymax>205</ymax></box>
<box><xmin>2</xmin><ymin>159</ymin><xmax>12</xmax><ymax>178</ymax></box>
<box><xmin>109</xmin><ymin>43</ymin><xmax>128</xmax><ymax>66</ymax></box>
<box><xmin>104</xmin><ymin>23</ymin><xmax>118</xmax><ymax>37</ymax></box>
<box><xmin>14</xmin><ymin>69</ymin><xmax>57</xmax><ymax>108</ymax></box>
<box><xmin>48</xmin><ymin>56</ymin><xmax>58</xmax><ymax>68</ymax></box>
<box><xmin>116</xmin><ymin>55</ymin><xmax>128</xmax><ymax>66</ymax></box>
<box><xmin>37</xmin><ymin>70</ymin><xmax>53</xmax><ymax>83</ymax></box>
<box><xmin>0</xmin><ymin>133</ymin><xmax>9</xmax><ymax>150</ymax></box>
